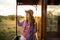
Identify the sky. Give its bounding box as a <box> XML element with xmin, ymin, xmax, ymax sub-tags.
<box><xmin>0</xmin><ymin>0</ymin><xmax>60</xmax><ymax>16</ymax></box>
<box><xmin>0</xmin><ymin>0</ymin><xmax>41</xmax><ymax>16</ymax></box>
<box><xmin>17</xmin><ymin>5</ymin><xmax>41</xmax><ymax>16</ymax></box>
<box><xmin>0</xmin><ymin>0</ymin><xmax>16</xmax><ymax>16</ymax></box>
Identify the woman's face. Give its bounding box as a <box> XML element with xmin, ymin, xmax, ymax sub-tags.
<box><xmin>26</xmin><ymin>13</ymin><xmax>30</xmax><ymax>20</ymax></box>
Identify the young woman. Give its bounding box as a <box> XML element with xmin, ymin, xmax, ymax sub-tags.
<box><xmin>17</xmin><ymin>9</ymin><xmax>37</xmax><ymax>40</ymax></box>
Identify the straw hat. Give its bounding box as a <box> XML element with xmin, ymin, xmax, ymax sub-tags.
<box><xmin>25</xmin><ymin>9</ymin><xmax>33</xmax><ymax>15</ymax></box>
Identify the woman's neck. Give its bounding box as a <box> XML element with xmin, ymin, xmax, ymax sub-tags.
<box><xmin>26</xmin><ymin>20</ymin><xmax>28</xmax><ymax>23</ymax></box>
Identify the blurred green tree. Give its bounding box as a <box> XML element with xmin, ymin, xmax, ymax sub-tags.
<box><xmin>8</xmin><ymin>15</ymin><xmax>16</xmax><ymax>20</ymax></box>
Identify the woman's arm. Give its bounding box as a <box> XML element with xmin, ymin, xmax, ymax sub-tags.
<box><xmin>17</xmin><ymin>19</ymin><xmax>24</xmax><ymax>26</ymax></box>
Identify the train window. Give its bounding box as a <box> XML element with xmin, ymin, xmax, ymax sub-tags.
<box><xmin>16</xmin><ymin>0</ymin><xmax>42</xmax><ymax>40</ymax></box>
<box><xmin>46</xmin><ymin>0</ymin><xmax>60</xmax><ymax>40</ymax></box>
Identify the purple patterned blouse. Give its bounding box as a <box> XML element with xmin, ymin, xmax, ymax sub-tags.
<box><xmin>17</xmin><ymin>20</ymin><xmax>37</xmax><ymax>40</ymax></box>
